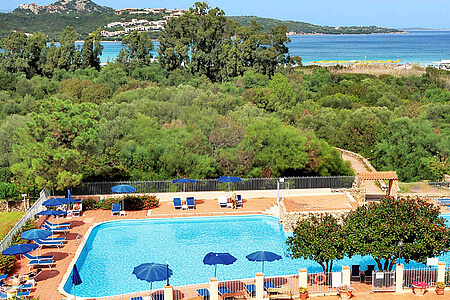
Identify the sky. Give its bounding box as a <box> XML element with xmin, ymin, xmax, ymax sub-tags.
<box><xmin>1</xmin><ymin>0</ymin><xmax>449</xmax><ymax>29</ymax></box>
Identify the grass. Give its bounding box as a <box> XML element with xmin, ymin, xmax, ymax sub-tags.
<box><xmin>0</xmin><ymin>211</ymin><xmax>25</xmax><ymax>239</ymax></box>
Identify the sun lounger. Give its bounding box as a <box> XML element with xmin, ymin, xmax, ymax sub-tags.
<box><xmin>264</xmin><ymin>281</ymin><xmax>278</xmax><ymax>291</ymax></box>
<box><xmin>131</xmin><ymin>297</ymin><xmax>143</xmax><ymax>300</ymax></box>
<box><xmin>27</xmin><ymin>259</ymin><xmax>54</xmax><ymax>269</ymax></box>
<box><xmin>218</xmin><ymin>195</ymin><xmax>228</xmax><ymax>208</ymax></box>
<box><xmin>111</xmin><ymin>203</ymin><xmax>121</xmax><ymax>215</ymax></box>
<box><xmin>237</xmin><ymin>195</ymin><xmax>243</xmax><ymax>208</ymax></box>
<box><xmin>0</xmin><ymin>292</ymin><xmax>7</xmax><ymax>299</ymax></box>
<box><xmin>268</xmin><ymin>287</ymin><xmax>293</xmax><ymax>300</ymax></box>
<box><xmin>35</xmin><ymin>239</ymin><xmax>63</xmax><ymax>248</ymax></box>
<box><xmin>13</xmin><ymin>283</ymin><xmax>34</xmax><ymax>290</ymax></box>
<box><xmin>186</xmin><ymin>197</ymin><xmax>195</xmax><ymax>209</ymax></box>
<box><xmin>218</xmin><ymin>287</ymin><xmax>244</xmax><ymax>300</ymax></box>
<box><xmin>16</xmin><ymin>291</ymin><xmax>31</xmax><ymax>298</ymax></box>
<box><xmin>152</xmin><ymin>292</ymin><xmax>164</xmax><ymax>300</ymax></box>
<box><xmin>23</xmin><ymin>253</ymin><xmax>54</xmax><ymax>261</ymax></box>
<box><xmin>244</xmin><ymin>284</ymin><xmax>256</xmax><ymax>297</ymax></box>
<box><xmin>40</xmin><ymin>237</ymin><xmax>66</xmax><ymax>242</ymax></box>
<box><xmin>197</xmin><ymin>288</ymin><xmax>210</xmax><ymax>300</ymax></box>
<box><xmin>25</xmin><ymin>269</ymin><xmax>42</xmax><ymax>281</ymax></box>
<box><xmin>173</xmin><ymin>198</ymin><xmax>182</xmax><ymax>210</ymax></box>
<box><xmin>45</xmin><ymin>220</ymin><xmax>70</xmax><ymax>228</ymax></box>
<box><xmin>42</xmin><ymin>224</ymin><xmax>69</xmax><ymax>234</ymax></box>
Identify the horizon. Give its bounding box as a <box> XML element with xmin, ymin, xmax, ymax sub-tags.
<box><xmin>0</xmin><ymin>0</ymin><xmax>449</xmax><ymax>29</ymax></box>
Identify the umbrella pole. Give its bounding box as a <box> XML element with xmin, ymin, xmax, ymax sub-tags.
<box><xmin>262</xmin><ymin>261</ymin><xmax>265</xmax><ymax>274</ymax></box>
<box><xmin>74</xmin><ymin>284</ymin><xmax>76</xmax><ymax>300</ymax></box>
<box><xmin>215</xmin><ymin>265</ymin><xmax>217</xmax><ymax>278</ymax></box>
<box><xmin>20</xmin><ymin>254</ymin><xmax>24</xmax><ymax>279</ymax></box>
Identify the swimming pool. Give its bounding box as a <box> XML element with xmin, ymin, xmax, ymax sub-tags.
<box><xmin>63</xmin><ymin>214</ymin><xmax>450</xmax><ymax>297</ymax></box>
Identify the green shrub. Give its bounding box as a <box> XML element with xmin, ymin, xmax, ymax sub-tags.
<box><xmin>82</xmin><ymin>195</ymin><xmax>159</xmax><ymax>210</ymax></box>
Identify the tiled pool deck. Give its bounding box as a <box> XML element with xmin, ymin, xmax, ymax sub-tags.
<box><xmin>5</xmin><ymin>196</ymin><xmax>448</xmax><ymax>300</ymax></box>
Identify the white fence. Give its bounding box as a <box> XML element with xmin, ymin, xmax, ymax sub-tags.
<box><xmin>307</xmin><ymin>272</ymin><xmax>342</xmax><ymax>294</ymax></box>
<box><xmin>372</xmin><ymin>270</ymin><xmax>395</xmax><ymax>292</ymax></box>
<box><xmin>403</xmin><ymin>267</ymin><xmax>438</xmax><ymax>288</ymax></box>
<box><xmin>0</xmin><ymin>189</ymin><xmax>49</xmax><ymax>252</ymax></box>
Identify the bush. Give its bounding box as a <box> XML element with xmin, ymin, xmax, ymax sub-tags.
<box><xmin>0</xmin><ymin>218</ymin><xmax>37</xmax><ymax>273</ymax></box>
<box><xmin>82</xmin><ymin>195</ymin><xmax>159</xmax><ymax>211</ymax></box>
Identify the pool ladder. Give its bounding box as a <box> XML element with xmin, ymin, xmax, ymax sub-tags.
<box><xmin>75</xmin><ymin>234</ymin><xmax>86</xmax><ymax>246</ymax></box>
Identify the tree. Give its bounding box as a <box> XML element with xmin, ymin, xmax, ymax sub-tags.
<box><xmin>117</xmin><ymin>30</ymin><xmax>154</xmax><ymax>69</ymax></box>
<box><xmin>11</xmin><ymin>98</ymin><xmax>104</xmax><ymax>191</ymax></box>
<box><xmin>81</xmin><ymin>28</ymin><xmax>103</xmax><ymax>70</ymax></box>
<box><xmin>343</xmin><ymin>197</ymin><xmax>450</xmax><ymax>271</ymax></box>
<box><xmin>57</xmin><ymin>26</ymin><xmax>79</xmax><ymax>70</ymax></box>
<box><xmin>287</xmin><ymin>213</ymin><xmax>345</xmax><ymax>273</ymax></box>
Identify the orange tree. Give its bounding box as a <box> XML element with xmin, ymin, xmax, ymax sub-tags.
<box><xmin>343</xmin><ymin>196</ymin><xmax>450</xmax><ymax>270</ymax></box>
<box><xmin>286</xmin><ymin>213</ymin><xmax>345</xmax><ymax>273</ymax></box>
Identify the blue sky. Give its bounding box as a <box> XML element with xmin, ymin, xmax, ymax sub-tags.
<box><xmin>1</xmin><ymin>0</ymin><xmax>449</xmax><ymax>29</ymax></box>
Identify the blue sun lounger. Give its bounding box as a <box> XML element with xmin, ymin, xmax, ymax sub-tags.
<box><xmin>23</xmin><ymin>252</ymin><xmax>54</xmax><ymax>261</ymax></box>
<box><xmin>237</xmin><ymin>195</ymin><xmax>243</xmax><ymax>208</ymax></box>
<box><xmin>244</xmin><ymin>284</ymin><xmax>256</xmax><ymax>297</ymax></box>
<box><xmin>35</xmin><ymin>239</ymin><xmax>63</xmax><ymax>248</ymax></box>
<box><xmin>42</xmin><ymin>224</ymin><xmax>69</xmax><ymax>234</ymax></box>
<box><xmin>152</xmin><ymin>292</ymin><xmax>164</xmax><ymax>300</ymax></box>
<box><xmin>186</xmin><ymin>197</ymin><xmax>195</xmax><ymax>209</ymax></box>
<box><xmin>45</xmin><ymin>220</ymin><xmax>71</xmax><ymax>228</ymax></box>
<box><xmin>197</xmin><ymin>288</ymin><xmax>210</xmax><ymax>300</ymax></box>
<box><xmin>0</xmin><ymin>292</ymin><xmax>7</xmax><ymax>299</ymax></box>
<box><xmin>131</xmin><ymin>297</ymin><xmax>143</xmax><ymax>300</ymax></box>
<box><xmin>111</xmin><ymin>203</ymin><xmax>121</xmax><ymax>215</ymax></box>
<box><xmin>264</xmin><ymin>281</ymin><xmax>278</xmax><ymax>291</ymax></box>
<box><xmin>173</xmin><ymin>198</ymin><xmax>182</xmax><ymax>210</ymax></box>
<box><xmin>40</xmin><ymin>236</ymin><xmax>66</xmax><ymax>242</ymax></box>
<box><xmin>28</xmin><ymin>259</ymin><xmax>54</xmax><ymax>269</ymax></box>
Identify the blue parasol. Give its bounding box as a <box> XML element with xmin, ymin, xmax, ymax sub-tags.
<box><xmin>111</xmin><ymin>184</ymin><xmax>136</xmax><ymax>210</ymax></box>
<box><xmin>203</xmin><ymin>252</ymin><xmax>237</xmax><ymax>278</ymax></box>
<box><xmin>2</xmin><ymin>243</ymin><xmax>39</xmax><ymax>278</ymax></box>
<box><xmin>21</xmin><ymin>229</ymin><xmax>52</xmax><ymax>241</ymax></box>
<box><xmin>172</xmin><ymin>178</ymin><xmax>197</xmax><ymax>192</ymax></box>
<box><xmin>218</xmin><ymin>176</ymin><xmax>242</xmax><ymax>195</ymax></box>
<box><xmin>72</xmin><ymin>264</ymin><xmax>82</xmax><ymax>300</ymax></box>
<box><xmin>43</xmin><ymin>198</ymin><xmax>67</xmax><ymax>207</ymax></box>
<box><xmin>133</xmin><ymin>263</ymin><xmax>172</xmax><ymax>291</ymax></box>
<box><xmin>246</xmin><ymin>251</ymin><xmax>282</xmax><ymax>273</ymax></box>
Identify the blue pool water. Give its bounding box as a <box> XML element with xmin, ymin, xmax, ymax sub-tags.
<box><xmin>64</xmin><ymin>214</ymin><xmax>450</xmax><ymax>297</ymax></box>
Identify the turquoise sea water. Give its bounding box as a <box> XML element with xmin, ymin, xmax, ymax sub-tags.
<box><xmin>92</xmin><ymin>31</ymin><xmax>450</xmax><ymax>65</ymax></box>
<box><xmin>64</xmin><ymin>215</ymin><xmax>450</xmax><ymax>298</ymax></box>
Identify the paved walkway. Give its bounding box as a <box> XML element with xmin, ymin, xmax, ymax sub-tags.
<box><xmin>340</xmin><ymin>152</ymin><xmax>383</xmax><ymax>196</ymax></box>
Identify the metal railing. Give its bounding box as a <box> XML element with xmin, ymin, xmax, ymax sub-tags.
<box><xmin>265</xmin><ymin>274</ymin><xmax>299</xmax><ymax>296</ymax></box>
<box><xmin>307</xmin><ymin>272</ymin><xmax>341</xmax><ymax>294</ymax></box>
<box><xmin>0</xmin><ymin>189</ymin><xmax>49</xmax><ymax>252</ymax></box>
<box><xmin>54</xmin><ymin>176</ymin><xmax>355</xmax><ymax>196</ymax></box>
<box><xmin>372</xmin><ymin>270</ymin><xmax>395</xmax><ymax>292</ymax></box>
<box><xmin>403</xmin><ymin>267</ymin><xmax>438</xmax><ymax>288</ymax></box>
<box><xmin>219</xmin><ymin>277</ymin><xmax>256</xmax><ymax>298</ymax></box>
<box><xmin>399</xmin><ymin>182</ymin><xmax>450</xmax><ymax>195</ymax></box>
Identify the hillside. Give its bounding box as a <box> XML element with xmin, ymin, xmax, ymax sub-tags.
<box><xmin>229</xmin><ymin>16</ymin><xmax>404</xmax><ymax>35</ymax></box>
<box><xmin>0</xmin><ymin>1</ymin><xmax>404</xmax><ymax>40</ymax></box>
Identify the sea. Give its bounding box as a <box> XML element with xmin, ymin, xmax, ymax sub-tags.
<box><xmin>77</xmin><ymin>30</ymin><xmax>450</xmax><ymax>65</ymax></box>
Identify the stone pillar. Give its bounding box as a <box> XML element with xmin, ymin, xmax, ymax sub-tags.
<box><xmin>299</xmin><ymin>269</ymin><xmax>307</xmax><ymax>289</ymax></box>
<box><xmin>209</xmin><ymin>278</ymin><xmax>219</xmax><ymax>300</ymax></box>
<box><xmin>395</xmin><ymin>264</ymin><xmax>404</xmax><ymax>293</ymax></box>
<box><xmin>437</xmin><ymin>262</ymin><xmax>446</xmax><ymax>282</ymax></box>
<box><xmin>359</xmin><ymin>180</ymin><xmax>366</xmax><ymax>204</ymax></box>
<box><xmin>255</xmin><ymin>272</ymin><xmax>264</xmax><ymax>300</ymax></box>
<box><xmin>390</xmin><ymin>180</ymin><xmax>399</xmax><ymax>196</ymax></box>
<box><xmin>342</xmin><ymin>266</ymin><xmax>351</xmax><ymax>286</ymax></box>
<box><xmin>164</xmin><ymin>285</ymin><xmax>173</xmax><ymax>300</ymax></box>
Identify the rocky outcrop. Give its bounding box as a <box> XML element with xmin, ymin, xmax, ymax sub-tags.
<box><xmin>17</xmin><ymin>0</ymin><xmax>113</xmax><ymax>15</ymax></box>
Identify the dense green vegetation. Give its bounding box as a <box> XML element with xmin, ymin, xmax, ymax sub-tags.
<box><xmin>0</xmin><ymin>1</ymin><xmax>449</xmax><ymax>194</ymax></box>
<box><xmin>287</xmin><ymin>197</ymin><xmax>450</xmax><ymax>271</ymax></box>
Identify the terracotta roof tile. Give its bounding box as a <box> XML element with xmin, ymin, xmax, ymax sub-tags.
<box><xmin>359</xmin><ymin>171</ymin><xmax>398</xmax><ymax>180</ymax></box>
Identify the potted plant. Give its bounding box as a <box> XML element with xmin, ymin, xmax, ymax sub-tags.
<box><xmin>299</xmin><ymin>286</ymin><xmax>308</xmax><ymax>299</ymax></box>
<box><xmin>337</xmin><ymin>285</ymin><xmax>354</xmax><ymax>299</ymax></box>
<box><xmin>436</xmin><ymin>281</ymin><xmax>445</xmax><ymax>295</ymax></box>
<box><xmin>412</xmin><ymin>281</ymin><xmax>428</xmax><ymax>296</ymax></box>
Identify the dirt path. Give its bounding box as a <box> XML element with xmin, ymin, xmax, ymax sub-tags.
<box><xmin>340</xmin><ymin>152</ymin><xmax>384</xmax><ymax>195</ymax></box>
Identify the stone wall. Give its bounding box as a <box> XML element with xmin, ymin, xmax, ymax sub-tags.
<box><xmin>0</xmin><ymin>199</ymin><xmax>29</xmax><ymax>212</ymax></box>
<box><xmin>332</xmin><ymin>187</ymin><xmax>365</xmax><ymax>204</ymax></box>
<box><xmin>335</xmin><ymin>147</ymin><xmax>377</xmax><ymax>172</ymax></box>
<box><xmin>279</xmin><ymin>198</ymin><xmax>351</xmax><ymax>232</ymax></box>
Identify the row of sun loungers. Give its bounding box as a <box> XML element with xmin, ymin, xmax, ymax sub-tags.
<box><xmin>0</xmin><ymin>270</ymin><xmax>41</xmax><ymax>299</ymax></box>
<box><xmin>172</xmin><ymin>195</ymin><xmax>243</xmax><ymax>210</ymax></box>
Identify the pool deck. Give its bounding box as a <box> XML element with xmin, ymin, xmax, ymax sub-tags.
<box><xmin>5</xmin><ymin>196</ymin><xmax>447</xmax><ymax>300</ymax></box>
